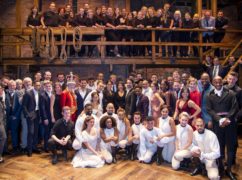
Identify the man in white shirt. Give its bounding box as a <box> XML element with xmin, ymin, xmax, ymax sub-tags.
<box><xmin>190</xmin><ymin>118</ymin><xmax>220</xmax><ymax>180</ymax></box>
<box><xmin>100</xmin><ymin>103</ymin><xmax>118</xmax><ymax>122</ymax></box>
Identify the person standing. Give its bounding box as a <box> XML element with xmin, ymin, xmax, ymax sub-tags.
<box><xmin>206</xmin><ymin>76</ymin><xmax>238</xmax><ymax>179</ymax></box>
<box><xmin>22</xmin><ymin>80</ymin><xmax>41</xmax><ymax>157</ymax></box>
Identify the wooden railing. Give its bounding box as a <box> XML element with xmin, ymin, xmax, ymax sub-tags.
<box><xmin>0</xmin><ymin>27</ymin><xmax>242</xmax><ymax>66</ymax></box>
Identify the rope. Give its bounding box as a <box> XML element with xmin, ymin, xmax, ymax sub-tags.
<box><xmin>73</xmin><ymin>27</ymin><xmax>83</xmax><ymax>52</ymax></box>
<box><xmin>49</xmin><ymin>28</ymin><xmax>58</xmax><ymax>61</ymax></box>
<box><xmin>59</xmin><ymin>27</ymin><xmax>68</xmax><ymax>62</ymax></box>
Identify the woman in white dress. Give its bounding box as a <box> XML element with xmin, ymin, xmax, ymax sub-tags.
<box><xmin>116</xmin><ymin>108</ymin><xmax>131</xmax><ymax>159</ymax></box>
<box><xmin>100</xmin><ymin>115</ymin><xmax>119</xmax><ymax>163</ymax></box>
<box><xmin>156</xmin><ymin>105</ymin><xmax>176</xmax><ymax>164</ymax></box>
<box><xmin>91</xmin><ymin>92</ymin><xmax>103</xmax><ymax>118</ymax></box>
<box><xmin>72</xmin><ymin>116</ymin><xmax>106</xmax><ymax>168</ymax></box>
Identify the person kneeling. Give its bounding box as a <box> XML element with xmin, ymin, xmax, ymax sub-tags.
<box><xmin>172</xmin><ymin>112</ymin><xmax>193</xmax><ymax>170</ymax></box>
<box><xmin>48</xmin><ymin>106</ymin><xmax>74</xmax><ymax>165</ymax></box>
<box><xmin>190</xmin><ymin>118</ymin><xmax>220</xmax><ymax>180</ymax></box>
<box><xmin>139</xmin><ymin>116</ymin><xmax>161</xmax><ymax>164</ymax></box>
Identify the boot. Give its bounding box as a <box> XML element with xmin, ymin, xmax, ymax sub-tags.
<box><xmin>52</xmin><ymin>150</ymin><xmax>58</xmax><ymax>165</ymax></box>
<box><xmin>190</xmin><ymin>157</ymin><xmax>202</xmax><ymax>176</ymax></box>
<box><xmin>131</xmin><ymin>143</ymin><xmax>138</xmax><ymax>161</ymax></box>
<box><xmin>62</xmin><ymin>149</ymin><xmax>68</xmax><ymax>161</ymax></box>
<box><xmin>125</xmin><ymin>145</ymin><xmax>132</xmax><ymax>160</ymax></box>
<box><xmin>156</xmin><ymin>146</ymin><xmax>164</xmax><ymax>166</ymax></box>
<box><xmin>111</xmin><ymin>146</ymin><xmax>117</xmax><ymax>164</ymax></box>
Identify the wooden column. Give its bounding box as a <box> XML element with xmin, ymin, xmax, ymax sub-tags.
<box><xmin>34</xmin><ymin>0</ymin><xmax>38</xmax><ymax>6</ymax></box>
<box><xmin>16</xmin><ymin>0</ymin><xmax>21</xmax><ymax>58</ymax></box>
<box><xmin>151</xmin><ymin>30</ymin><xmax>156</xmax><ymax>63</ymax></box>
<box><xmin>126</xmin><ymin>0</ymin><xmax>130</xmax><ymax>12</ymax></box>
<box><xmin>109</xmin><ymin>0</ymin><xmax>114</xmax><ymax>8</ymax></box>
<box><xmin>211</xmin><ymin>0</ymin><xmax>217</xmax><ymax>17</ymax></box>
<box><xmin>197</xmin><ymin>0</ymin><xmax>202</xmax><ymax>17</ymax></box>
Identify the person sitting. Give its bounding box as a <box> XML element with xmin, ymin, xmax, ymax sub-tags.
<box><xmin>72</xmin><ymin>116</ymin><xmax>108</xmax><ymax>168</ymax></box>
<box><xmin>100</xmin><ymin>115</ymin><xmax>119</xmax><ymax>163</ymax></box>
<box><xmin>172</xmin><ymin>112</ymin><xmax>193</xmax><ymax>170</ymax></box>
<box><xmin>190</xmin><ymin>118</ymin><xmax>220</xmax><ymax>180</ymax></box>
<box><xmin>139</xmin><ymin>116</ymin><xmax>161</xmax><ymax>164</ymax></box>
<box><xmin>48</xmin><ymin>106</ymin><xmax>74</xmax><ymax>165</ymax></box>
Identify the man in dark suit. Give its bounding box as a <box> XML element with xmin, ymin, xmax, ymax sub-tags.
<box><xmin>22</xmin><ymin>80</ymin><xmax>41</xmax><ymax>156</ymax></box>
<box><xmin>40</xmin><ymin>80</ymin><xmax>53</xmax><ymax>152</ymax></box>
<box><xmin>208</xmin><ymin>57</ymin><xmax>226</xmax><ymax>79</ymax></box>
<box><xmin>206</xmin><ymin>76</ymin><xmax>238</xmax><ymax>180</ymax></box>
<box><xmin>57</xmin><ymin>73</ymin><xmax>66</xmax><ymax>90</ymax></box>
<box><xmin>130</xmin><ymin>85</ymin><xmax>149</xmax><ymax>121</ymax></box>
<box><xmin>75</xmin><ymin>79</ymin><xmax>91</xmax><ymax>117</ymax></box>
<box><xmin>125</xmin><ymin>79</ymin><xmax>134</xmax><ymax>121</ymax></box>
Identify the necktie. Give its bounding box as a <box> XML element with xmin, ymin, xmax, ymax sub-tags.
<box><xmin>136</xmin><ymin>96</ymin><xmax>140</xmax><ymax>106</ymax></box>
<box><xmin>206</xmin><ymin>19</ymin><xmax>209</xmax><ymax>27</ymax></box>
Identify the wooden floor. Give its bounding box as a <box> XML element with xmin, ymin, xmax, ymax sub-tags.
<box><xmin>0</xmin><ymin>140</ymin><xmax>241</xmax><ymax>180</ymax></box>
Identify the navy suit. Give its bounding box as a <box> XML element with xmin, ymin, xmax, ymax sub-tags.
<box><xmin>75</xmin><ymin>88</ymin><xmax>91</xmax><ymax>117</ymax></box>
<box><xmin>40</xmin><ymin>91</ymin><xmax>52</xmax><ymax>150</ymax></box>
<box><xmin>22</xmin><ymin>89</ymin><xmax>40</xmax><ymax>152</ymax></box>
<box><xmin>130</xmin><ymin>94</ymin><xmax>149</xmax><ymax>121</ymax></box>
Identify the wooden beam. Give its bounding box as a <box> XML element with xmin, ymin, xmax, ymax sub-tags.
<box><xmin>34</xmin><ymin>0</ymin><xmax>38</xmax><ymax>7</ymax></box>
<box><xmin>16</xmin><ymin>0</ymin><xmax>22</xmax><ymax>58</ymax></box>
<box><xmin>197</xmin><ymin>0</ymin><xmax>203</xmax><ymax>17</ymax></box>
<box><xmin>211</xmin><ymin>0</ymin><xmax>217</xmax><ymax>17</ymax></box>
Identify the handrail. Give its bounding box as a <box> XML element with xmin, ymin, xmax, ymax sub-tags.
<box><xmin>1</xmin><ymin>27</ymin><xmax>242</xmax><ymax>36</ymax></box>
<box><xmin>223</xmin><ymin>55</ymin><xmax>242</xmax><ymax>81</ymax></box>
<box><xmin>222</xmin><ymin>39</ymin><xmax>242</xmax><ymax>66</ymax></box>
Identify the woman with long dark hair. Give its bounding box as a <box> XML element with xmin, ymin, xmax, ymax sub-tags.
<box><xmin>72</xmin><ymin>116</ymin><xmax>107</xmax><ymax>168</ymax></box>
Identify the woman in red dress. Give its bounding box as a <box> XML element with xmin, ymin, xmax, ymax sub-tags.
<box><xmin>173</xmin><ymin>87</ymin><xmax>201</xmax><ymax>128</ymax></box>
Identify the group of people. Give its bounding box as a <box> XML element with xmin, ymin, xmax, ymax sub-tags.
<box><xmin>27</xmin><ymin>2</ymin><xmax>228</xmax><ymax>58</ymax></box>
<box><xmin>0</xmin><ymin>63</ymin><xmax>241</xmax><ymax>179</ymax></box>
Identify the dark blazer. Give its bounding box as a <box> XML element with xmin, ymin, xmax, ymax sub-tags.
<box><xmin>208</xmin><ymin>65</ymin><xmax>226</xmax><ymax>79</ymax></box>
<box><xmin>5</xmin><ymin>90</ymin><xmax>21</xmax><ymax>120</ymax></box>
<box><xmin>131</xmin><ymin>94</ymin><xmax>149</xmax><ymax>120</ymax></box>
<box><xmin>22</xmin><ymin>89</ymin><xmax>40</xmax><ymax>120</ymax></box>
<box><xmin>125</xmin><ymin>88</ymin><xmax>135</xmax><ymax>116</ymax></box>
<box><xmin>206</xmin><ymin>88</ymin><xmax>238</xmax><ymax>124</ymax></box>
<box><xmin>75</xmin><ymin>88</ymin><xmax>91</xmax><ymax>117</ymax></box>
<box><xmin>39</xmin><ymin>91</ymin><xmax>51</xmax><ymax>122</ymax></box>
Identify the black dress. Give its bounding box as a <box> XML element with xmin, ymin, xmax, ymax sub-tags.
<box><xmin>114</xmin><ymin>91</ymin><xmax>126</xmax><ymax>111</ymax></box>
<box><xmin>103</xmin><ymin>89</ymin><xmax>115</xmax><ymax>112</ymax></box>
<box><xmin>53</xmin><ymin>94</ymin><xmax>62</xmax><ymax>120</ymax></box>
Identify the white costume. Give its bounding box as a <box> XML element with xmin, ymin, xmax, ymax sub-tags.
<box><xmin>172</xmin><ymin>124</ymin><xmax>193</xmax><ymax>170</ymax></box>
<box><xmin>157</xmin><ymin>116</ymin><xmax>175</xmax><ymax>162</ymax></box>
<box><xmin>101</xmin><ymin>128</ymin><xmax>118</xmax><ymax>151</ymax></box>
<box><xmin>84</xmin><ymin>89</ymin><xmax>103</xmax><ymax>108</ymax></box>
<box><xmin>142</xmin><ymin>87</ymin><xmax>152</xmax><ymax>116</ymax></box>
<box><xmin>191</xmin><ymin>129</ymin><xmax>220</xmax><ymax>180</ymax></box>
<box><xmin>100</xmin><ymin>112</ymin><xmax>118</xmax><ymax>123</ymax></box>
<box><xmin>139</xmin><ymin>127</ymin><xmax>161</xmax><ymax>163</ymax></box>
<box><xmin>117</xmin><ymin>118</ymin><xmax>128</xmax><ymax>149</ymax></box>
<box><xmin>72</xmin><ymin>114</ymin><xmax>99</xmax><ymax>150</ymax></box>
<box><xmin>72</xmin><ymin>128</ymin><xmax>105</xmax><ymax>168</ymax></box>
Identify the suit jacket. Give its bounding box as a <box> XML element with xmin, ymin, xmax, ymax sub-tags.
<box><xmin>22</xmin><ymin>89</ymin><xmax>40</xmax><ymax>120</ymax></box>
<box><xmin>131</xmin><ymin>94</ymin><xmax>149</xmax><ymax>120</ymax></box>
<box><xmin>39</xmin><ymin>91</ymin><xmax>51</xmax><ymax>122</ymax></box>
<box><xmin>5</xmin><ymin>90</ymin><xmax>21</xmax><ymax>120</ymax></box>
<box><xmin>208</xmin><ymin>65</ymin><xmax>226</xmax><ymax>79</ymax></box>
<box><xmin>75</xmin><ymin>88</ymin><xmax>91</xmax><ymax>117</ymax></box>
<box><xmin>125</xmin><ymin>88</ymin><xmax>135</xmax><ymax>116</ymax></box>
<box><xmin>201</xmin><ymin>16</ymin><xmax>215</xmax><ymax>36</ymax></box>
<box><xmin>206</xmin><ymin>88</ymin><xmax>238</xmax><ymax>125</ymax></box>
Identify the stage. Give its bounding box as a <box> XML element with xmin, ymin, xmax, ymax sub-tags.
<box><xmin>0</xmin><ymin>139</ymin><xmax>241</xmax><ymax>180</ymax></box>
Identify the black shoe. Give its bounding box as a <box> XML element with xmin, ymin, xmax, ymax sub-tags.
<box><xmin>111</xmin><ymin>146</ymin><xmax>117</xmax><ymax>164</ymax></box>
<box><xmin>62</xmin><ymin>150</ymin><xmax>68</xmax><ymax>161</ymax></box>
<box><xmin>156</xmin><ymin>147</ymin><xmax>164</xmax><ymax>166</ymax></box>
<box><xmin>190</xmin><ymin>167</ymin><xmax>202</xmax><ymax>176</ymax></box>
<box><xmin>225</xmin><ymin>170</ymin><xmax>237</xmax><ymax>180</ymax></box>
<box><xmin>52</xmin><ymin>154</ymin><xmax>58</xmax><ymax>165</ymax></box>
<box><xmin>33</xmin><ymin>149</ymin><xmax>41</xmax><ymax>154</ymax></box>
<box><xmin>20</xmin><ymin>148</ymin><xmax>28</xmax><ymax>154</ymax></box>
<box><xmin>12</xmin><ymin>148</ymin><xmax>20</xmax><ymax>155</ymax></box>
<box><xmin>27</xmin><ymin>151</ymin><xmax>32</xmax><ymax>157</ymax></box>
